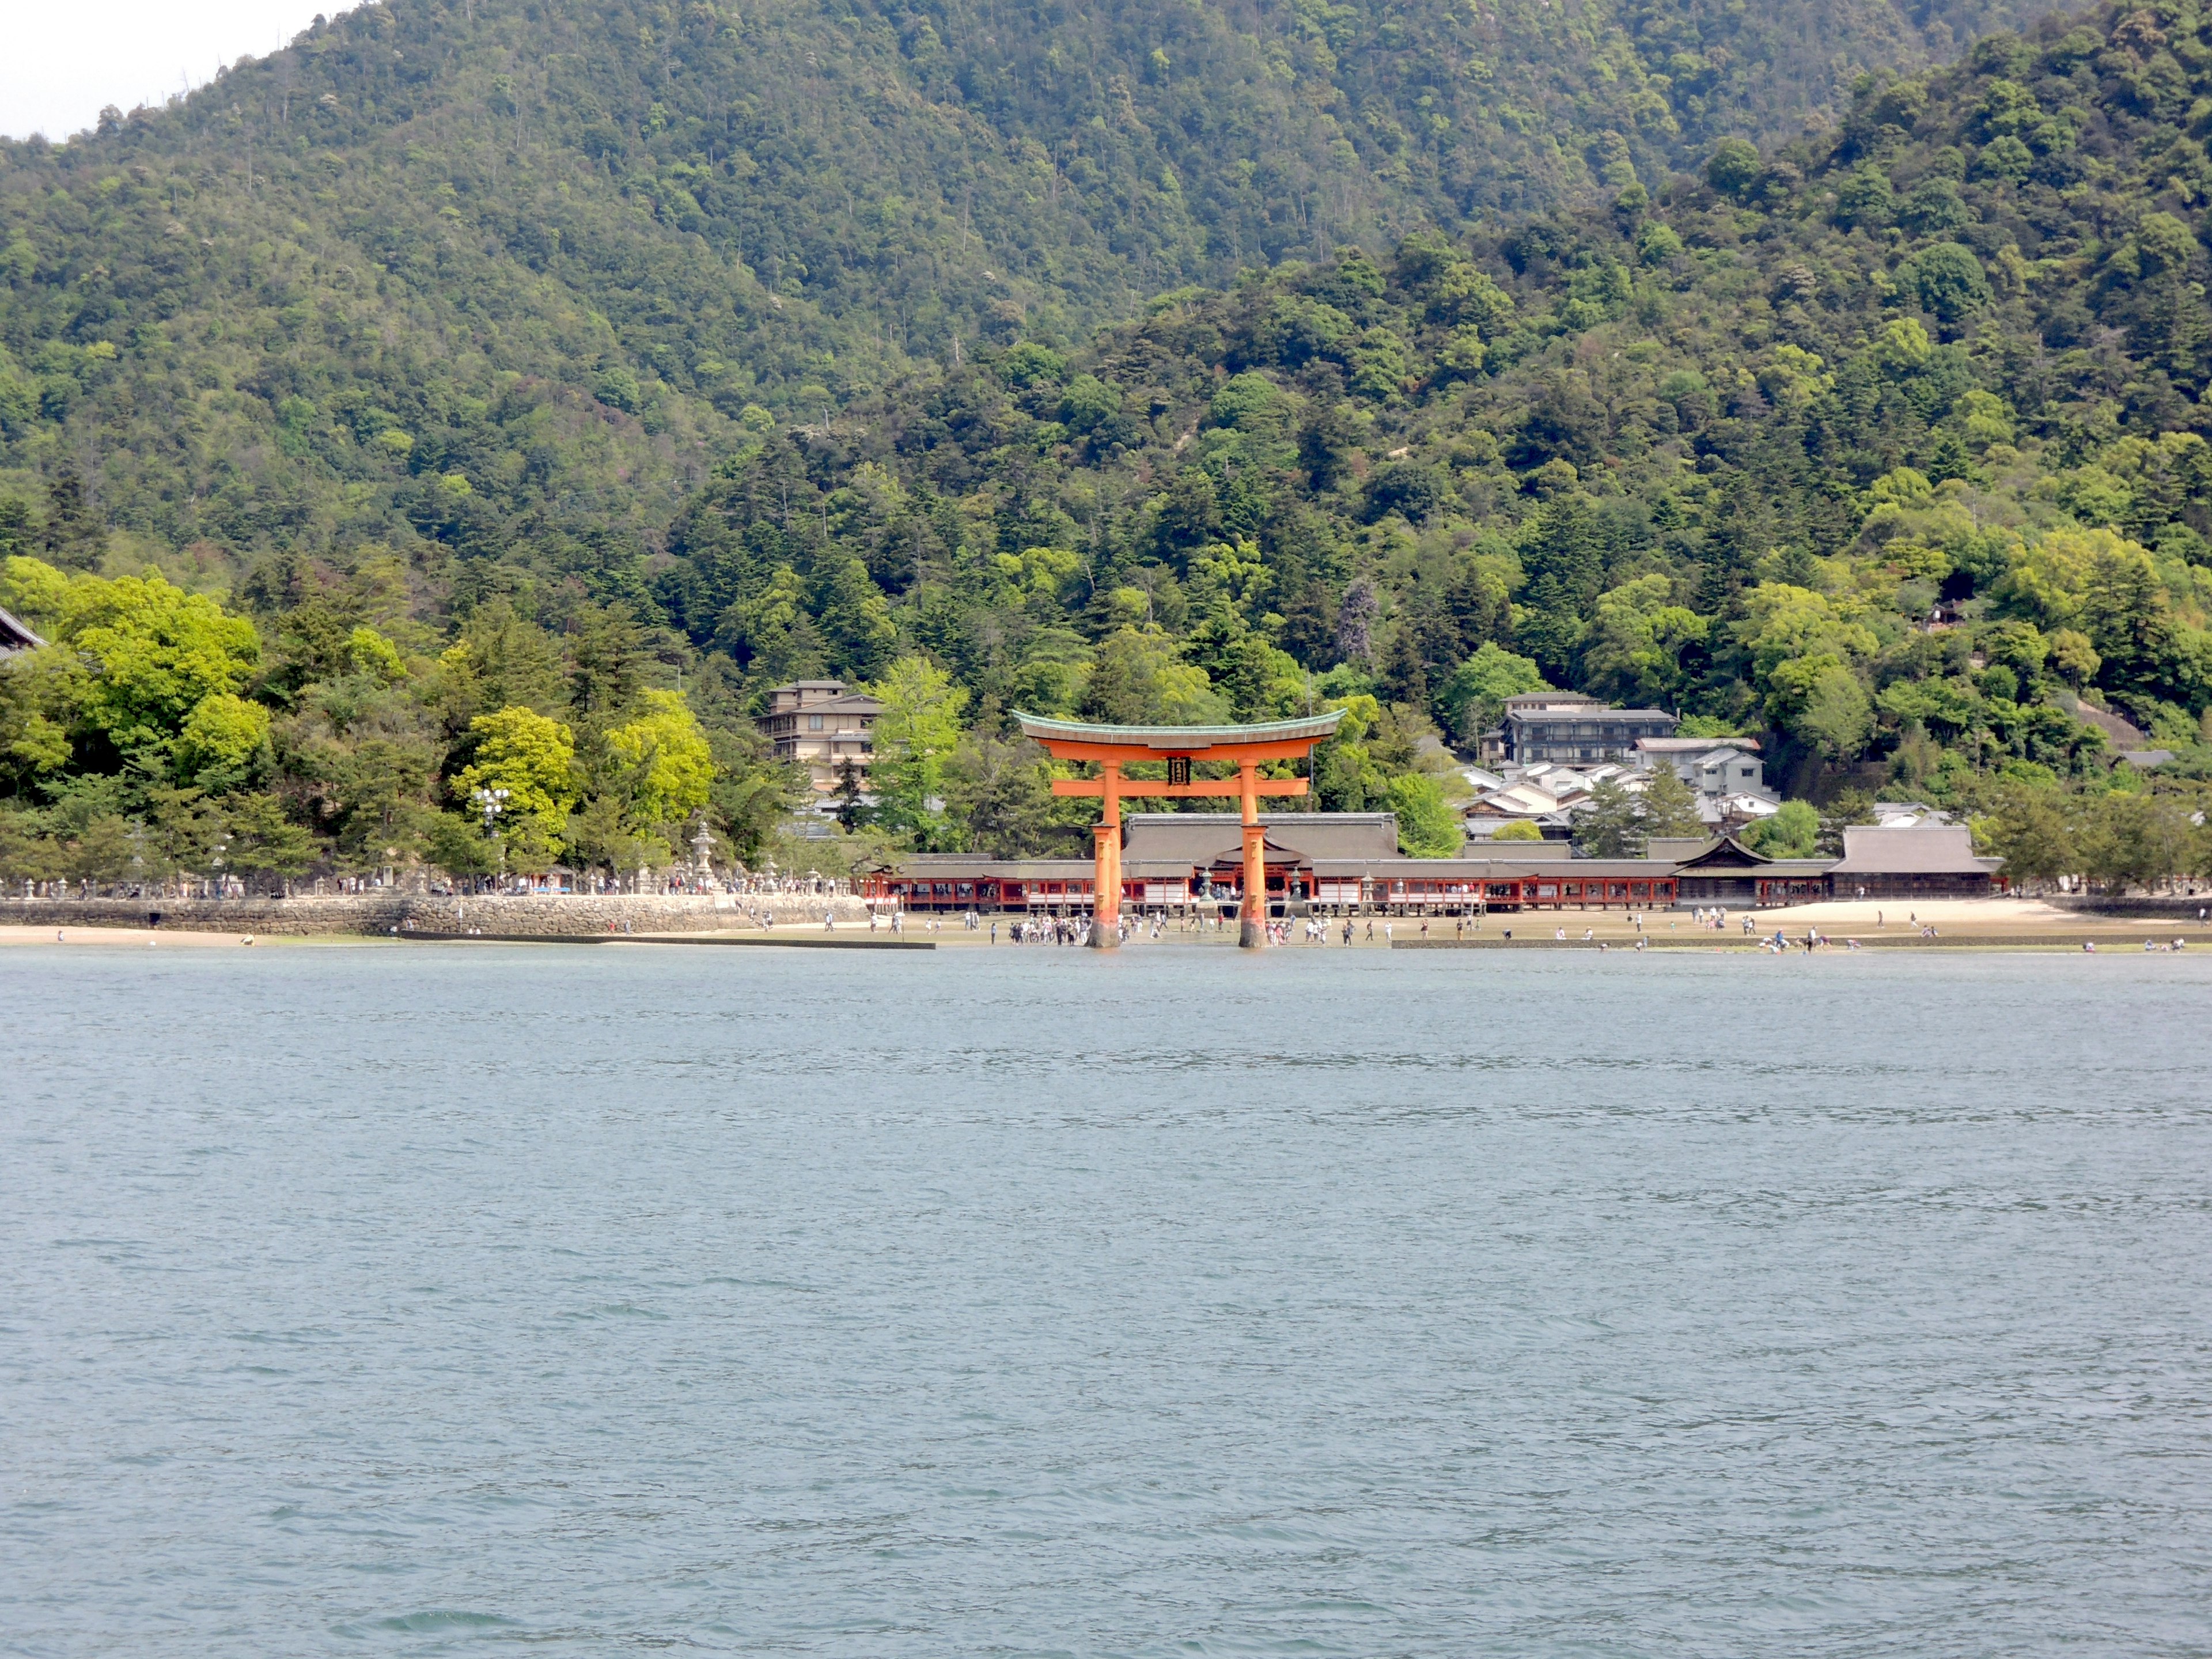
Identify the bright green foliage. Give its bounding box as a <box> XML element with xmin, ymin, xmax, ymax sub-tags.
<box><xmin>175</xmin><ymin>694</ymin><xmax>271</xmax><ymax>785</ymax></box>
<box><xmin>869</xmin><ymin>656</ymin><xmax>969</xmax><ymax>847</ymax></box>
<box><xmin>1388</xmin><ymin>772</ymin><xmax>1463</xmax><ymax>857</ymax></box>
<box><xmin>1746</xmin><ymin>798</ymin><xmax>1820</xmax><ymax>858</ymax></box>
<box><xmin>1490</xmin><ymin>819</ymin><xmax>1546</xmax><ymax>842</ymax></box>
<box><xmin>455</xmin><ymin>706</ymin><xmax>579</xmax><ymax>862</ymax></box>
<box><xmin>604</xmin><ymin>691</ymin><xmax>715</xmax><ymax>828</ymax></box>
<box><xmin>1437</xmin><ymin>645</ymin><xmax>1550</xmax><ymax>745</ymax></box>
<box><xmin>1080</xmin><ymin>630</ymin><xmax>1229</xmax><ymax>727</ymax></box>
<box><xmin>9</xmin><ymin>562</ymin><xmax>261</xmax><ymax>764</ymax></box>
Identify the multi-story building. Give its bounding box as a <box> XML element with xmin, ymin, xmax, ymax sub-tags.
<box><xmin>758</xmin><ymin>680</ymin><xmax>882</xmax><ymax>796</ymax></box>
<box><xmin>1634</xmin><ymin>737</ymin><xmax>1771</xmax><ymax>801</ymax></box>
<box><xmin>1487</xmin><ymin>695</ymin><xmax>1679</xmax><ymax>764</ymax></box>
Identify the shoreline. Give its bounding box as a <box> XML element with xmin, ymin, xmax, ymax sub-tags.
<box><xmin>5</xmin><ymin>908</ymin><xmax>2207</xmax><ymax>955</ymax></box>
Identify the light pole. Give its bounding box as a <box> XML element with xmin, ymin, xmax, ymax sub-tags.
<box><xmin>472</xmin><ymin>786</ymin><xmax>510</xmax><ymax>889</ymax></box>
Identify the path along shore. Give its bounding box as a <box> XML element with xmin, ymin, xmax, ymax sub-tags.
<box><xmin>4</xmin><ymin>898</ymin><xmax>2209</xmax><ymax>952</ymax></box>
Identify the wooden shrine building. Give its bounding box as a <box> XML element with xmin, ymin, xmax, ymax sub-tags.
<box><xmin>1671</xmin><ymin>835</ymin><xmax>1834</xmax><ymax>906</ymax></box>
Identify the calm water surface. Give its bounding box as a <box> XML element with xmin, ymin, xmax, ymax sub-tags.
<box><xmin>4</xmin><ymin>944</ymin><xmax>2211</xmax><ymax>1656</ymax></box>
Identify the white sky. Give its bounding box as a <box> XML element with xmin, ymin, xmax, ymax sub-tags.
<box><xmin>1</xmin><ymin>0</ymin><xmax>339</xmax><ymax>141</ymax></box>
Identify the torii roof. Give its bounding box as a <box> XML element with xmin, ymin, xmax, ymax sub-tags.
<box><xmin>1013</xmin><ymin>710</ymin><xmax>1346</xmax><ymax>749</ymax></box>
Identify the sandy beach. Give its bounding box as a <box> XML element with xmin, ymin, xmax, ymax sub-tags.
<box><xmin>4</xmin><ymin>897</ymin><xmax>2207</xmax><ymax>952</ymax></box>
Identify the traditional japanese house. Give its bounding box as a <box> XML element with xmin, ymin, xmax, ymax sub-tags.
<box><xmin>1671</xmin><ymin>836</ymin><xmax>1835</xmax><ymax>906</ymax></box>
<box><xmin>1827</xmin><ymin>826</ymin><xmax>2001</xmax><ymax>899</ymax></box>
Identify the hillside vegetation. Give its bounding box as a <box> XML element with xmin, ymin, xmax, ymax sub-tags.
<box><xmin>0</xmin><ymin>0</ymin><xmax>2044</xmax><ymax>547</ymax></box>
<box><xmin>6</xmin><ymin>0</ymin><xmax>2212</xmax><ymax>888</ymax></box>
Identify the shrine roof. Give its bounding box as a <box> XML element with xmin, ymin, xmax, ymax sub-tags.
<box><xmin>1013</xmin><ymin>710</ymin><xmax>1345</xmax><ymax>749</ymax></box>
<box><xmin>0</xmin><ymin>605</ymin><xmax>44</xmax><ymax>658</ymax></box>
<box><xmin>1122</xmin><ymin>812</ymin><xmax>1399</xmax><ymax>863</ymax></box>
<box><xmin>1828</xmin><ymin>825</ymin><xmax>1989</xmax><ymax>874</ymax></box>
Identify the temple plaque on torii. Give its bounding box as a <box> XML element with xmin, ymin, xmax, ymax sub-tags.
<box><xmin>1013</xmin><ymin>710</ymin><xmax>1347</xmax><ymax>949</ymax></box>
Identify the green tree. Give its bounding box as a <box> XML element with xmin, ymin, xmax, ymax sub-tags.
<box><xmin>1078</xmin><ymin>628</ymin><xmax>1226</xmax><ymax>726</ymax></box>
<box><xmin>59</xmin><ymin>813</ymin><xmax>137</xmax><ymax>886</ymax></box>
<box><xmin>142</xmin><ymin>786</ymin><xmax>226</xmax><ymax>884</ymax></box>
<box><xmin>567</xmin><ymin>604</ymin><xmax>649</xmax><ymax>730</ymax></box>
<box><xmin>1571</xmin><ymin>777</ymin><xmax>1647</xmax><ymax>857</ymax></box>
<box><xmin>2079</xmin><ymin>791</ymin><xmax>2189</xmax><ymax>892</ymax></box>
<box><xmin>707</xmin><ymin>729</ymin><xmax>801</xmax><ymax>866</ymax></box>
<box><xmin>1977</xmin><ymin>784</ymin><xmax>2075</xmax><ymax>888</ymax></box>
<box><xmin>225</xmin><ymin>794</ymin><xmax>318</xmax><ymax>889</ymax></box>
<box><xmin>426</xmin><ymin>813</ymin><xmax>501</xmax><ymax>880</ymax></box>
<box><xmin>1435</xmin><ymin>643</ymin><xmax>1549</xmax><ymax>747</ymax></box>
<box><xmin>832</xmin><ymin>757</ymin><xmax>871</xmax><ymax>832</ymax></box>
<box><xmin>1745</xmin><ymin>798</ymin><xmax>1819</xmax><ymax>858</ymax></box>
<box><xmin>565</xmin><ymin>793</ymin><xmax>664</xmax><ymax>882</ymax></box>
<box><xmin>1638</xmin><ymin>768</ymin><xmax>1707</xmax><ymax>839</ymax></box>
<box><xmin>454</xmin><ymin>706</ymin><xmax>579</xmax><ymax>866</ymax></box>
<box><xmin>1388</xmin><ymin>772</ymin><xmax>1463</xmax><ymax>857</ymax></box>
<box><xmin>603</xmin><ymin>690</ymin><xmax>716</xmax><ymax>829</ymax></box>
<box><xmin>0</xmin><ymin>807</ymin><xmax>58</xmax><ymax>884</ymax></box>
<box><xmin>1706</xmin><ymin>137</ymin><xmax>1764</xmax><ymax>199</ymax></box>
<box><xmin>16</xmin><ymin>562</ymin><xmax>262</xmax><ymax>765</ymax></box>
<box><xmin>869</xmin><ymin>656</ymin><xmax>968</xmax><ymax>847</ymax></box>
<box><xmin>175</xmin><ymin>694</ymin><xmax>271</xmax><ymax>789</ymax></box>
<box><xmin>942</xmin><ymin>734</ymin><xmax>1082</xmax><ymax>858</ymax></box>
<box><xmin>1581</xmin><ymin>576</ymin><xmax>1706</xmax><ymax>710</ymax></box>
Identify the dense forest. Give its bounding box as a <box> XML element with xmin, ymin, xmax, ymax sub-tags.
<box><xmin>5</xmin><ymin>0</ymin><xmax>2212</xmax><ymax>888</ymax></box>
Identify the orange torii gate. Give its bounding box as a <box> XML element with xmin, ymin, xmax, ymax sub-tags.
<box><xmin>1014</xmin><ymin>711</ymin><xmax>1346</xmax><ymax>949</ymax></box>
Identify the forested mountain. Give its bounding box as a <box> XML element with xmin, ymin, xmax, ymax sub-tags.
<box><xmin>0</xmin><ymin>0</ymin><xmax>2050</xmax><ymax>544</ymax></box>
<box><xmin>5</xmin><ymin>0</ymin><xmax>2212</xmax><ymax>888</ymax></box>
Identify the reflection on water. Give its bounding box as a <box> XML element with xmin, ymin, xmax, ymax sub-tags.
<box><xmin>5</xmin><ymin>946</ymin><xmax>2211</xmax><ymax>1656</ymax></box>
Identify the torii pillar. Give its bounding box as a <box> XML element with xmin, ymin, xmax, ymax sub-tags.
<box><xmin>1014</xmin><ymin>711</ymin><xmax>1347</xmax><ymax>950</ymax></box>
<box><xmin>1235</xmin><ymin>759</ymin><xmax>1268</xmax><ymax>950</ymax></box>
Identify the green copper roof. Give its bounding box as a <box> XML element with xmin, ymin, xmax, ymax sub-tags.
<box><xmin>1013</xmin><ymin>710</ymin><xmax>1346</xmax><ymax>749</ymax></box>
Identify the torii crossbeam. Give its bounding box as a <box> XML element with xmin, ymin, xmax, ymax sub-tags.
<box><xmin>1013</xmin><ymin>711</ymin><xmax>1346</xmax><ymax>949</ymax></box>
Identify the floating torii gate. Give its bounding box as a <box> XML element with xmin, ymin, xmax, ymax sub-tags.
<box><xmin>1014</xmin><ymin>711</ymin><xmax>1346</xmax><ymax>949</ymax></box>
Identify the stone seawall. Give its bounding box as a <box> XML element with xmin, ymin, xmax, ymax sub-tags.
<box><xmin>2050</xmin><ymin>895</ymin><xmax>2212</xmax><ymax>920</ymax></box>
<box><xmin>6</xmin><ymin>892</ymin><xmax>876</xmax><ymax>938</ymax></box>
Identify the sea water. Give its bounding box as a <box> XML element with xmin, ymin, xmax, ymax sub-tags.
<box><xmin>4</xmin><ymin>943</ymin><xmax>2210</xmax><ymax>1656</ymax></box>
